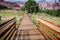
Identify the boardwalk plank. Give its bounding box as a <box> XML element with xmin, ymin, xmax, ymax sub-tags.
<box><xmin>13</xmin><ymin>14</ymin><xmax>46</xmax><ymax>40</ymax></box>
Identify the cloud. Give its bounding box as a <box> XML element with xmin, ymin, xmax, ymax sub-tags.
<box><xmin>5</xmin><ymin>0</ymin><xmax>19</xmax><ymax>2</ymax></box>
<box><xmin>19</xmin><ymin>0</ymin><xmax>27</xmax><ymax>1</ymax></box>
<box><xmin>46</xmin><ymin>0</ymin><xmax>59</xmax><ymax>2</ymax></box>
<box><xmin>5</xmin><ymin>0</ymin><xmax>59</xmax><ymax>2</ymax></box>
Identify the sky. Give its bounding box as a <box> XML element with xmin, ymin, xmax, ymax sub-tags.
<box><xmin>5</xmin><ymin>0</ymin><xmax>59</xmax><ymax>2</ymax></box>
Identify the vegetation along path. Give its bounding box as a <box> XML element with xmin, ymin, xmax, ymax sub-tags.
<box><xmin>13</xmin><ymin>14</ymin><xmax>46</xmax><ymax>40</ymax></box>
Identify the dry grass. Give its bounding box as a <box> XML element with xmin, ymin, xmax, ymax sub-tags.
<box><xmin>30</xmin><ymin>13</ymin><xmax>60</xmax><ymax>26</ymax></box>
<box><xmin>0</xmin><ymin>10</ymin><xmax>25</xmax><ymax>26</ymax></box>
<box><xmin>30</xmin><ymin>13</ymin><xmax>60</xmax><ymax>39</ymax></box>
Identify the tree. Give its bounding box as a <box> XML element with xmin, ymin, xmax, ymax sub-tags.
<box><xmin>24</xmin><ymin>0</ymin><xmax>39</xmax><ymax>13</ymax></box>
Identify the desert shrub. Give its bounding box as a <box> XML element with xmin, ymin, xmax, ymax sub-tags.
<box><xmin>45</xmin><ymin>10</ymin><xmax>56</xmax><ymax>15</ymax></box>
<box><xmin>56</xmin><ymin>9</ymin><xmax>60</xmax><ymax>17</ymax></box>
<box><xmin>44</xmin><ymin>9</ymin><xmax>60</xmax><ymax>17</ymax></box>
<box><xmin>39</xmin><ymin>9</ymin><xmax>43</xmax><ymax>13</ymax></box>
<box><xmin>39</xmin><ymin>9</ymin><xmax>60</xmax><ymax>17</ymax></box>
<box><xmin>0</xmin><ymin>5</ymin><xmax>8</xmax><ymax>9</ymax></box>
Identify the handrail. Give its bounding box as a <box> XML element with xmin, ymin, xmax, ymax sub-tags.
<box><xmin>0</xmin><ymin>18</ymin><xmax>16</xmax><ymax>40</ymax></box>
<box><xmin>0</xmin><ymin>18</ymin><xmax>15</xmax><ymax>27</ymax></box>
<box><xmin>37</xmin><ymin>18</ymin><xmax>60</xmax><ymax>40</ymax></box>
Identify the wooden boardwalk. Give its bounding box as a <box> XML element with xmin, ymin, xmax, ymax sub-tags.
<box><xmin>13</xmin><ymin>14</ymin><xmax>46</xmax><ymax>40</ymax></box>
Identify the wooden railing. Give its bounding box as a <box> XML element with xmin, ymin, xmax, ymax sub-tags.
<box><xmin>37</xmin><ymin>18</ymin><xmax>60</xmax><ymax>40</ymax></box>
<box><xmin>0</xmin><ymin>18</ymin><xmax>16</xmax><ymax>40</ymax></box>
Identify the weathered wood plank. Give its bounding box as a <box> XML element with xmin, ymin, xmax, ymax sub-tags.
<box><xmin>37</xmin><ymin>18</ymin><xmax>60</xmax><ymax>40</ymax></box>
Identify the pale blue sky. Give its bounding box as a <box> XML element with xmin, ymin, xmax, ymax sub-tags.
<box><xmin>5</xmin><ymin>0</ymin><xmax>59</xmax><ymax>2</ymax></box>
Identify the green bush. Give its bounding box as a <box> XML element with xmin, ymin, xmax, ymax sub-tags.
<box><xmin>39</xmin><ymin>9</ymin><xmax>43</xmax><ymax>13</ymax></box>
<box><xmin>42</xmin><ymin>9</ymin><xmax>60</xmax><ymax>17</ymax></box>
<box><xmin>45</xmin><ymin>10</ymin><xmax>56</xmax><ymax>15</ymax></box>
<box><xmin>56</xmin><ymin>9</ymin><xmax>60</xmax><ymax>17</ymax></box>
<box><xmin>0</xmin><ymin>5</ymin><xmax>8</xmax><ymax>9</ymax></box>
